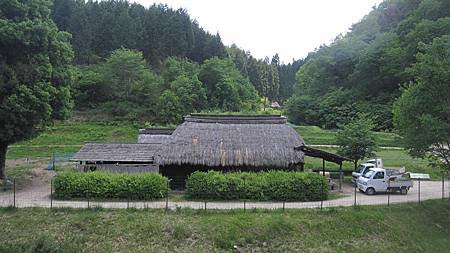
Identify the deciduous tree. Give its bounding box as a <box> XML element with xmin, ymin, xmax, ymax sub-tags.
<box><xmin>0</xmin><ymin>0</ymin><xmax>74</xmax><ymax>179</ymax></box>
<box><xmin>336</xmin><ymin>114</ymin><xmax>377</xmax><ymax>170</ymax></box>
<box><xmin>393</xmin><ymin>35</ymin><xmax>450</xmax><ymax>170</ymax></box>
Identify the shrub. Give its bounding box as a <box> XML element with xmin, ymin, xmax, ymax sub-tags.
<box><xmin>186</xmin><ymin>171</ymin><xmax>328</xmax><ymax>201</ymax></box>
<box><xmin>54</xmin><ymin>172</ymin><xmax>168</xmax><ymax>200</ymax></box>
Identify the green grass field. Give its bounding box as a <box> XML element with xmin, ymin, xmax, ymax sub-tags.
<box><xmin>0</xmin><ymin>200</ymin><xmax>449</xmax><ymax>252</ymax></box>
<box><xmin>7</xmin><ymin>122</ymin><xmax>139</xmax><ymax>159</ymax></box>
<box><xmin>293</xmin><ymin>125</ymin><xmax>402</xmax><ymax>147</ymax></box>
<box><xmin>7</xmin><ymin>121</ymin><xmax>402</xmax><ymax>159</ymax></box>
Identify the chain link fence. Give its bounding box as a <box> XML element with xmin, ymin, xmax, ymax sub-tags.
<box><xmin>1</xmin><ymin>172</ymin><xmax>449</xmax><ymax>210</ymax></box>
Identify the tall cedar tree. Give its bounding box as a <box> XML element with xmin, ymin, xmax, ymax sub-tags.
<box><xmin>0</xmin><ymin>0</ymin><xmax>74</xmax><ymax>179</ymax></box>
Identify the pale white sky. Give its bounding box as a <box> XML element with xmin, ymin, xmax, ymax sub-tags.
<box><xmin>132</xmin><ymin>0</ymin><xmax>383</xmax><ymax>63</ymax></box>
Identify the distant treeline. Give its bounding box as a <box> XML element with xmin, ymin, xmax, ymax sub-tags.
<box><xmin>286</xmin><ymin>0</ymin><xmax>450</xmax><ymax>130</ymax></box>
<box><xmin>52</xmin><ymin>0</ymin><xmax>227</xmax><ymax>65</ymax></box>
<box><xmin>51</xmin><ymin>0</ymin><xmax>301</xmax><ymax>124</ymax></box>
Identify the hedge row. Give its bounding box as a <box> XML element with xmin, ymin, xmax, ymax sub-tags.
<box><xmin>186</xmin><ymin>171</ymin><xmax>328</xmax><ymax>201</ymax></box>
<box><xmin>54</xmin><ymin>172</ymin><xmax>168</xmax><ymax>200</ymax></box>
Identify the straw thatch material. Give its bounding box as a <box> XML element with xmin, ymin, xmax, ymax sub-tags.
<box><xmin>71</xmin><ymin>143</ymin><xmax>160</xmax><ymax>163</ymax></box>
<box><xmin>157</xmin><ymin>115</ymin><xmax>304</xmax><ymax>167</ymax></box>
<box><xmin>138</xmin><ymin>128</ymin><xmax>174</xmax><ymax>144</ymax></box>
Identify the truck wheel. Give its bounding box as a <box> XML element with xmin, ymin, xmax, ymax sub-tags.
<box><xmin>366</xmin><ymin>188</ymin><xmax>375</xmax><ymax>195</ymax></box>
<box><xmin>400</xmin><ymin>187</ymin><xmax>408</xmax><ymax>195</ymax></box>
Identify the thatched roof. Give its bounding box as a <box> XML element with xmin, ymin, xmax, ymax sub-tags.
<box><xmin>71</xmin><ymin>143</ymin><xmax>160</xmax><ymax>163</ymax></box>
<box><xmin>138</xmin><ymin>128</ymin><xmax>174</xmax><ymax>144</ymax></box>
<box><xmin>157</xmin><ymin>114</ymin><xmax>305</xmax><ymax>167</ymax></box>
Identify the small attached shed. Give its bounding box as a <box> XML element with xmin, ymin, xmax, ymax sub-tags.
<box><xmin>71</xmin><ymin>143</ymin><xmax>160</xmax><ymax>173</ymax></box>
<box><xmin>157</xmin><ymin>114</ymin><xmax>305</xmax><ymax>188</ymax></box>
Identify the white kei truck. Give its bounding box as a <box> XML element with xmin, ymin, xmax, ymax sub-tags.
<box><xmin>351</xmin><ymin>158</ymin><xmax>405</xmax><ymax>184</ymax></box>
<box><xmin>357</xmin><ymin>167</ymin><xmax>413</xmax><ymax>195</ymax></box>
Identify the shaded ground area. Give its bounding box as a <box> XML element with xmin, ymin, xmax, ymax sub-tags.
<box><xmin>1</xmin><ymin>159</ymin><xmax>54</xmax><ymax>192</ymax></box>
<box><xmin>0</xmin><ymin>200</ymin><xmax>449</xmax><ymax>252</ymax></box>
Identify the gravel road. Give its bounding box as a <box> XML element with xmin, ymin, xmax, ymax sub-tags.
<box><xmin>1</xmin><ymin>180</ymin><xmax>448</xmax><ymax>209</ymax></box>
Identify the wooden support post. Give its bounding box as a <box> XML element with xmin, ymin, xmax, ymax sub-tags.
<box><xmin>322</xmin><ymin>159</ymin><xmax>325</xmax><ymax>176</ymax></box>
<box><xmin>13</xmin><ymin>178</ymin><xmax>16</xmax><ymax>208</ymax></box>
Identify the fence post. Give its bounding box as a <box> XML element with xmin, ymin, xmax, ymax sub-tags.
<box><xmin>52</xmin><ymin>153</ymin><xmax>55</xmax><ymax>170</ymax></box>
<box><xmin>354</xmin><ymin>183</ymin><xmax>357</xmax><ymax>207</ymax></box>
<box><xmin>127</xmin><ymin>193</ymin><xmax>130</xmax><ymax>209</ymax></box>
<box><xmin>243</xmin><ymin>178</ymin><xmax>246</xmax><ymax>212</ymax></box>
<box><xmin>320</xmin><ymin>178</ymin><xmax>323</xmax><ymax>210</ymax></box>
<box><xmin>442</xmin><ymin>171</ymin><xmax>445</xmax><ymax>200</ymax></box>
<box><xmin>204</xmin><ymin>201</ymin><xmax>207</xmax><ymax>211</ymax></box>
<box><xmin>387</xmin><ymin>178</ymin><xmax>390</xmax><ymax>206</ymax></box>
<box><xmin>50</xmin><ymin>179</ymin><xmax>53</xmax><ymax>209</ymax></box>
<box><xmin>165</xmin><ymin>179</ymin><xmax>169</xmax><ymax>211</ymax></box>
<box><xmin>13</xmin><ymin>178</ymin><xmax>16</xmax><ymax>208</ymax></box>
<box><xmin>418</xmin><ymin>177</ymin><xmax>421</xmax><ymax>205</ymax></box>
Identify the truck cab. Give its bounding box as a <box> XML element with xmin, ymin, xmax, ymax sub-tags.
<box><xmin>351</xmin><ymin>158</ymin><xmax>383</xmax><ymax>183</ymax></box>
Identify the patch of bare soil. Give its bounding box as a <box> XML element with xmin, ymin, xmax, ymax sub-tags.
<box><xmin>3</xmin><ymin>159</ymin><xmax>55</xmax><ymax>193</ymax></box>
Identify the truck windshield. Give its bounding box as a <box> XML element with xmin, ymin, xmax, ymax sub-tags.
<box><xmin>362</xmin><ymin>170</ymin><xmax>375</xmax><ymax>179</ymax></box>
<box><xmin>356</xmin><ymin>165</ymin><xmax>366</xmax><ymax>173</ymax></box>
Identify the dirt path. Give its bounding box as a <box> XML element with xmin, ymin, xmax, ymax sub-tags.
<box><xmin>1</xmin><ymin>159</ymin><xmax>54</xmax><ymax>197</ymax></box>
<box><xmin>0</xmin><ymin>180</ymin><xmax>447</xmax><ymax>209</ymax></box>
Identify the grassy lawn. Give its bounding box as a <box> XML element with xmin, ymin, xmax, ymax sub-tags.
<box><xmin>7</xmin><ymin>121</ymin><xmax>139</xmax><ymax>159</ymax></box>
<box><xmin>294</xmin><ymin>125</ymin><xmax>401</xmax><ymax>147</ymax></box>
<box><xmin>0</xmin><ymin>200</ymin><xmax>448</xmax><ymax>252</ymax></box>
<box><xmin>7</xmin><ymin>122</ymin><xmax>402</xmax><ymax>159</ymax></box>
<box><xmin>304</xmin><ymin>147</ymin><xmax>445</xmax><ymax>180</ymax></box>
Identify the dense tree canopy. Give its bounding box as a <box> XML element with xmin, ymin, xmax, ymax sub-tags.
<box><xmin>0</xmin><ymin>0</ymin><xmax>74</xmax><ymax>179</ymax></box>
<box><xmin>393</xmin><ymin>35</ymin><xmax>450</xmax><ymax>170</ymax></box>
<box><xmin>286</xmin><ymin>0</ymin><xmax>450</xmax><ymax>130</ymax></box>
<box><xmin>51</xmin><ymin>0</ymin><xmax>227</xmax><ymax>66</ymax></box>
<box><xmin>199</xmin><ymin>57</ymin><xmax>258</xmax><ymax>112</ymax></box>
<box><xmin>73</xmin><ymin>49</ymin><xmax>259</xmax><ymax>123</ymax></box>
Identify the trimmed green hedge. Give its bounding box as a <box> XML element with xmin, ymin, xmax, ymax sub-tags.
<box><xmin>54</xmin><ymin>172</ymin><xmax>168</xmax><ymax>200</ymax></box>
<box><xmin>186</xmin><ymin>171</ymin><xmax>328</xmax><ymax>201</ymax></box>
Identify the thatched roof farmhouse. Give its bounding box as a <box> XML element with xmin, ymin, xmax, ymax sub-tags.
<box><xmin>72</xmin><ymin>114</ymin><xmax>306</xmax><ymax>188</ymax></box>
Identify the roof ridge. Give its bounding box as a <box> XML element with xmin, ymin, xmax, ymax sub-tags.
<box><xmin>185</xmin><ymin>114</ymin><xmax>287</xmax><ymax>124</ymax></box>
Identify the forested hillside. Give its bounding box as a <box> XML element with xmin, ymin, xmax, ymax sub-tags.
<box><xmin>51</xmin><ymin>0</ymin><xmax>227</xmax><ymax>65</ymax></box>
<box><xmin>286</xmin><ymin>0</ymin><xmax>450</xmax><ymax>130</ymax></box>
<box><xmin>49</xmin><ymin>0</ymin><xmax>299</xmax><ymax>124</ymax></box>
<box><xmin>49</xmin><ymin>0</ymin><xmax>449</xmax><ymax>128</ymax></box>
